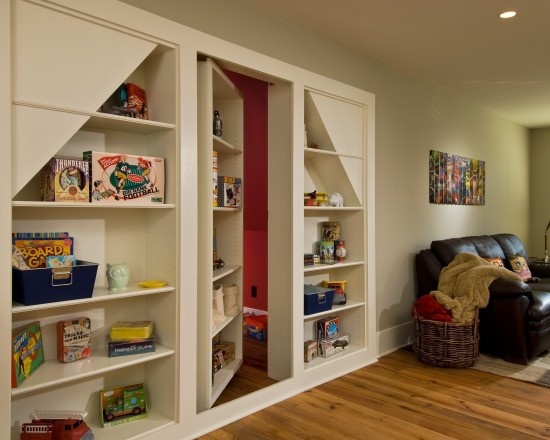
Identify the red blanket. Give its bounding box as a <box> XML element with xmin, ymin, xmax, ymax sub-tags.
<box><xmin>415</xmin><ymin>295</ymin><xmax>453</xmax><ymax>322</ymax></box>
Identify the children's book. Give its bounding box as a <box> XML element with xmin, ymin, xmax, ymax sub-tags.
<box><xmin>12</xmin><ymin>321</ymin><xmax>44</xmax><ymax>387</ymax></box>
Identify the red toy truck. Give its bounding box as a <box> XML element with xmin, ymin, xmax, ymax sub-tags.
<box><xmin>20</xmin><ymin>410</ymin><xmax>93</xmax><ymax>440</ymax></box>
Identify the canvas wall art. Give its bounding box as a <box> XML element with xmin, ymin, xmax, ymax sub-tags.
<box><xmin>429</xmin><ymin>150</ymin><xmax>485</xmax><ymax>205</ymax></box>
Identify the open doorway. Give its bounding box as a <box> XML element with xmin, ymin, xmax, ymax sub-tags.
<box><xmin>199</xmin><ymin>55</ymin><xmax>293</xmax><ymax>409</ymax></box>
<box><xmin>214</xmin><ymin>69</ymin><xmax>272</xmax><ymax>405</ymax></box>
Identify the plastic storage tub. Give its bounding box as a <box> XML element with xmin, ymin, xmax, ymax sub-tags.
<box><xmin>304</xmin><ymin>285</ymin><xmax>334</xmax><ymax>315</ymax></box>
<box><xmin>12</xmin><ymin>260</ymin><xmax>99</xmax><ymax>306</ymax></box>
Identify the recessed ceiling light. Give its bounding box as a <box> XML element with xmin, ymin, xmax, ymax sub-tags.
<box><xmin>500</xmin><ymin>10</ymin><xmax>517</xmax><ymax>19</ymax></box>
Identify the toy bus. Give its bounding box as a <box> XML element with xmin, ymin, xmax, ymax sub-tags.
<box><xmin>20</xmin><ymin>410</ymin><xmax>93</xmax><ymax>440</ymax></box>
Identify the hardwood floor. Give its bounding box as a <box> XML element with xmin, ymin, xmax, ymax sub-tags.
<box><xmin>213</xmin><ymin>336</ymin><xmax>277</xmax><ymax>407</ymax></box>
<box><xmin>201</xmin><ymin>349</ymin><xmax>550</xmax><ymax>439</ymax></box>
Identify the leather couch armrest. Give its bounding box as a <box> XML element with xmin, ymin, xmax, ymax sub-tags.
<box><xmin>489</xmin><ymin>278</ymin><xmax>533</xmax><ymax>300</ymax></box>
<box><xmin>415</xmin><ymin>250</ymin><xmax>442</xmax><ymax>297</ymax></box>
<box><xmin>529</xmin><ymin>261</ymin><xmax>550</xmax><ymax>278</ymax></box>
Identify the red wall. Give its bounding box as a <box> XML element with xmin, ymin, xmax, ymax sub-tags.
<box><xmin>224</xmin><ymin>70</ymin><xmax>268</xmax><ymax>311</ymax></box>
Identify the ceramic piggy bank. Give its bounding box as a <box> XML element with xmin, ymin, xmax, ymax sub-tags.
<box><xmin>106</xmin><ymin>263</ymin><xmax>130</xmax><ymax>290</ymax></box>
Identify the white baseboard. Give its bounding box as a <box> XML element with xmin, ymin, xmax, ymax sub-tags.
<box><xmin>377</xmin><ymin>320</ymin><xmax>414</xmax><ymax>357</ymax></box>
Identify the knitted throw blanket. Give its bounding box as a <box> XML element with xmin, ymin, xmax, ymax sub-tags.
<box><xmin>430</xmin><ymin>252</ymin><xmax>522</xmax><ymax>323</ymax></box>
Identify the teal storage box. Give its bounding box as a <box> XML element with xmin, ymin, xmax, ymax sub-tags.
<box><xmin>304</xmin><ymin>285</ymin><xmax>334</xmax><ymax>315</ymax></box>
<box><xmin>12</xmin><ymin>260</ymin><xmax>98</xmax><ymax>306</ymax></box>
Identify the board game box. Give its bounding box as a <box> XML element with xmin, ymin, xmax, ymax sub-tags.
<box><xmin>318</xmin><ymin>334</ymin><xmax>349</xmax><ymax>358</ymax></box>
<box><xmin>109</xmin><ymin>321</ymin><xmax>154</xmax><ymax>340</ymax></box>
<box><xmin>12</xmin><ymin>321</ymin><xmax>44</xmax><ymax>387</ymax></box>
<box><xmin>316</xmin><ymin>316</ymin><xmax>339</xmax><ymax>340</ymax></box>
<box><xmin>12</xmin><ymin>235</ymin><xmax>74</xmax><ymax>269</ymax></box>
<box><xmin>212</xmin><ymin>341</ymin><xmax>235</xmax><ymax>374</ymax></box>
<box><xmin>57</xmin><ymin>317</ymin><xmax>92</xmax><ymax>363</ymax></box>
<box><xmin>41</xmin><ymin>157</ymin><xmax>90</xmax><ymax>203</ymax></box>
<box><xmin>84</xmin><ymin>151</ymin><xmax>165</xmax><ymax>204</ymax></box>
<box><xmin>212</xmin><ymin>151</ymin><xmax>218</xmax><ymax>207</ymax></box>
<box><xmin>304</xmin><ymin>339</ymin><xmax>318</xmax><ymax>362</ymax></box>
<box><xmin>46</xmin><ymin>255</ymin><xmax>76</xmax><ymax>268</ymax></box>
<box><xmin>217</xmin><ymin>176</ymin><xmax>241</xmax><ymax>208</ymax></box>
<box><xmin>107</xmin><ymin>337</ymin><xmax>156</xmax><ymax>357</ymax></box>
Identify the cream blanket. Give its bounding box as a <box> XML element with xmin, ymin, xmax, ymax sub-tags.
<box><xmin>431</xmin><ymin>252</ymin><xmax>522</xmax><ymax>323</ymax></box>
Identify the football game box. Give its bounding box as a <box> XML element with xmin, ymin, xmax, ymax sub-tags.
<box><xmin>84</xmin><ymin>151</ymin><xmax>164</xmax><ymax>204</ymax></box>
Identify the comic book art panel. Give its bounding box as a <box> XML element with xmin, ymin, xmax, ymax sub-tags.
<box><xmin>429</xmin><ymin>149</ymin><xmax>485</xmax><ymax>205</ymax></box>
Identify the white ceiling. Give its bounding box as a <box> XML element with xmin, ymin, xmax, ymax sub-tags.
<box><xmin>243</xmin><ymin>0</ymin><xmax>550</xmax><ymax>129</ymax></box>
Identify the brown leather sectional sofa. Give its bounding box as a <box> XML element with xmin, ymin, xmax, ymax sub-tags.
<box><xmin>415</xmin><ymin>233</ymin><xmax>550</xmax><ymax>364</ymax></box>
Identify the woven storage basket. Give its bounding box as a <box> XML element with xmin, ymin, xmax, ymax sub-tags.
<box><xmin>412</xmin><ymin>306</ymin><xmax>480</xmax><ymax>368</ymax></box>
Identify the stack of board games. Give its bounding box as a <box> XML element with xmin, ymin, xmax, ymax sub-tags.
<box><xmin>315</xmin><ymin>316</ymin><xmax>349</xmax><ymax>358</ymax></box>
<box><xmin>107</xmin><ymin>321</ymin><xmax>155</xmax><ymax>357</ymax></box>
<box><xmin>12</xmin><ymin>321</ymin><xmax>44</xmax><ymax>387</ymax></box>
<box><xmin>84</xmin><ymin>151</ymin><xmax>165</xmax><ymax>204</ymax></box>
<box><xmin>12</xmin><ymin>232</ymin><xmax>74</xmax><ymax>269</ymax></box>
<box><xmin>57</xmin><ymin>317</ymin><xmax>92</xmax><ymax>362</ymax></box>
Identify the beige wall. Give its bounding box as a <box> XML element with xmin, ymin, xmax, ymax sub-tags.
<box><xmin>121</xmin><ymin>0</ymin><xmax>531</xmax><ymax>353</ymax></box>
<box><xmin>529</xmin><ymin>128</ymin><xmax>550</xmax><ymax>257</ymax></box>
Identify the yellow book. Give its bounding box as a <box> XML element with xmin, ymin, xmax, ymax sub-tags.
<box><xmin>109</xmin><ymin>321</ymin><xmax>153</xmax><ymax>340</ymax></box>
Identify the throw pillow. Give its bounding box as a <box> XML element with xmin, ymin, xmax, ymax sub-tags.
<box><xmin>507</xmin><ymin>254</ymin><xmax>532</xmax><ymax>281</ymax></box>
<box><xmin>484</xmin><ymin>257</ymin><xmax>504</xmax><ymax>267</ymax></box>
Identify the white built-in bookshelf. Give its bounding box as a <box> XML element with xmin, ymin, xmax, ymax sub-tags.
<box><xmin>4</xmin><ymin>1</ymin><xmax>376</xmax><ymax>439</ymax></box>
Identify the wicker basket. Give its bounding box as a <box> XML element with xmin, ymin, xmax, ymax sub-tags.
<box><xmin>412</xmin><ymin>307</ymin><xmax>479</xmax><ymax>368</ymax></box>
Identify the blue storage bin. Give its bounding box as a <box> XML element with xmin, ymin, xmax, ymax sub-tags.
<box><xmin>304</xmin><ymin>285</ymin><xmax>334</xmax><ymax>315</ymax></box>
<box><xmin>12</xmin><ymin>260</ymin><xmax>99</xmax><ymax>306</ymax></box>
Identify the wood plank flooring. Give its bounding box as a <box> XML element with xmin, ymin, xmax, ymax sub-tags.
<box><xmin>201</xmin><ymin>349</ymin><xmax>550</xmax><ymax>439</ymax></box>
<box><xmin>213</xmin><ymin>336</ymin><xmax>276</xmax><ymax>407</ymax></box>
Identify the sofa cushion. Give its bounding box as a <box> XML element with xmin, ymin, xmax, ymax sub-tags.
<box><xmin>431</xmin><ymin>237</ymin><xmax>477</xmax><ymax>266</ymax></box>
<box><xmin>491</xmin><ymin>233</ymin><xmax>529</xmax><ymax>263</ymax></box>
<box><xmin>469</xmin><ymin>236</ymin><xmax>507</xmax><ymax>260</ymax></box>
<box><xmin>484</xmin><ymin>257</ymin><xmax>504</xmax><ymax>267</ymax></box>
<box><xmin>508</xmin><ymin>255</ymin><xmax>533</xmax><ymax>281</ymax></box>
